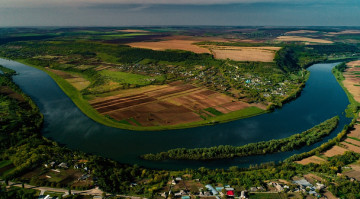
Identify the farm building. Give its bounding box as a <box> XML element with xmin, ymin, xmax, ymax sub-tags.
<box><xmin>205</xmin><ymin>184</ymin><xmax>218</xmax><ymax>195</ymax></box>
<box><xmin>226</xmin><ymin>190</ymin><xmax>234</xmax><ymax>196</ymax></box>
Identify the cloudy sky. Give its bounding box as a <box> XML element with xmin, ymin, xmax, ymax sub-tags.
<box><xmin>0</xmin><ymin>0</ymin><xmax>359</xmax><ymax>26</ymax></box>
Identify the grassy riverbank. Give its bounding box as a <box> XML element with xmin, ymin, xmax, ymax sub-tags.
<box><xmin>10</xmin><ymin>58</ymin><xmax>266</xmax><ymax>131</ymax></box>
<box><xmin>332</xmin><ymin>63</ymin><xmax>360</xmax><ymax>117</ymax></box>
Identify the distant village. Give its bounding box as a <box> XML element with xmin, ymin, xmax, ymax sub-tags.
<box><xmin>159</xmin><ymin>175</ymin><xmax>328</xmax><ymax>199</ymax></box>
<box><xmin>113</xmin><ymin>62</ymin><xmax>304</xmax><ymax>104</ymax></box>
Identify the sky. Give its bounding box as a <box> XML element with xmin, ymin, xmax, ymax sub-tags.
<box><xmin>0</xmin><ymin>0</ymin><xmax>359</xmax><ymax>26</ymax></box>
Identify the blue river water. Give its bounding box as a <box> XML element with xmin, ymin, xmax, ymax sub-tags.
<box><xmin>0</xmin><ymin>58</ymin><xmax>352</xmax><ymax>170</ymax></box>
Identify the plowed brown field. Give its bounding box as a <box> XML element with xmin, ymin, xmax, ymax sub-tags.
<box><xmin>323</xmin><ymin>146</ymin><xmax>349</xmax><ymax>157</ymax></box>
<box><xmin>275</xmin><ymin>36</ymin><xmax>333</xmax><ymax>43</ymax></box>
<box><xmin>128</xmin><ymin>40</ymin><xmax>211</xmax><ymax>54</ymax></box>
<box><xmin>89</xmin><ymin>82</ymin><xmax>253</xmax><ymax>127</ymax></box>
<box><xmin>296</xmin><ymin>156</ymin><xmax>327</xmax><ymax>165</ymax></box>
<box><xmin>210</xmin><ymin>46</ymin><xmax>281</xmax><ymax>62</ymax></box>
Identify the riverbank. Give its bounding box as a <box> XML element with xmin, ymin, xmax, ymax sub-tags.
<box><xmin>13</xmin><ymin>58</ymin><xmax>276</xmax><ymax>131</ymax></box>
<box><xmin>289</xmin><ymin>61</ymin><xmax>360</xmax><ymax>165</ymax></box>
<box><xmin>1</xmin><ymin>59</ymin><xmax>351</xmax><ymax>169</ymax></box>
<box><xmin>142</xmin><ymin>116</ymin><xmax>339</xmax><ymax>161</ymax></box>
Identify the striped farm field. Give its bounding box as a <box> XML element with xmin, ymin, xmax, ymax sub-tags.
<box><xmin>89</xmin><ymin>81</ymin><xmax>262</xmax><ymax>127</ymax></box>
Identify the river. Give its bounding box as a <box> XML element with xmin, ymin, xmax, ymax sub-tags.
<box><xmin>0</xmin><ymin>58</ymin><xmax>352</xmax><ymax>170</ymax></box>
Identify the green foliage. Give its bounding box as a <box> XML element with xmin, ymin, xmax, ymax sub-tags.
<box><xmin>142</xmin><ymin>116</ymin><xmax>339</xmax><ymax>161</ymax></box>
<box><xmin>0</xmin><ymin>72</ymin><xmax>43</xmax><ymax>153</ymax></box>
<box><xmin>204</xmin><ymin>107</ymin><xmax>224</xmax><ymax>116</ymax></box>
<box><xmin>0</xmin><ymin>65</ymin><xmax>16</xmax><ymax>76</ymax></box>
<box><xmin>0</xmin><ymin>185</ymin><xmax>39</xmax><ymax>199</ymax></box>
<box><xmin>274</xmin><ymin>46</ymin><xmax>300</xmax><ymax>72</ymax></box>
<box><xmin>99</xmin><ymin>70</ymin><xmax>165</xmax><ymax>86</ymax></box>
<box><xmin>335</xmin><ymin>62</ymin><xmax>347</xmax><ymax>72</ymax></box>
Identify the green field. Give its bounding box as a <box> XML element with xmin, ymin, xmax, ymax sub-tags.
<box><xmin>99</xmin><ymin>70</ymin><xmax>165</xmax><ymax>86</ymax></box>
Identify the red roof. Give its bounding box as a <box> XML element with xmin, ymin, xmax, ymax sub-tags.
<box><xmin>226</xmin><ymin>191</ymin><xmax>234</xmax><ymax>196</ymax></box>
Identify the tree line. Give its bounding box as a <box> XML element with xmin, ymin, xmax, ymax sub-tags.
<box><xmin>141</xmin><ymin>116</ymin><xmax>339</xmax><ymax>161</ymax></box>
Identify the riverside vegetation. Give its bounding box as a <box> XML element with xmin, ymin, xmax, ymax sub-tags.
<box><xmin>141</xmin><ymin>116</ymin><xmax>339</xmax><ymax>161</ymax></box>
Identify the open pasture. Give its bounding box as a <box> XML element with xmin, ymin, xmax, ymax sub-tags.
<box><xmin>46</xmin><ymin>68</ymin><xmax>90</xmax><ymax>90</ymax></box>
<box><xmin>295</xmin><ymin>156</ymin><xmax>327</xmax><ymax>165</ymax></box>
<box><xmin>348</xmin><ymin>126</ymin><xmax>360</xmax><ymax>139</ymax></box>
<box><xmin>344</xmin><ymin>61</ymin><xmax>360</xmax><ymax>102</ymax></box>
<box><xmin>275</xmin><ymin>36</ymin><xmax>333</xmax><ymax>43</ymax></box>
<box><xmin>116</xmin><ymin>29</ymin><xmax>150</xmax><ymax>33</ymax></box>
<box><xmin>89</xmin><ymin>82</ymin><xmax>253</xmax><ymax>127</ymax></box>
<box><xmin>209</xmin><ymin>46</ymin><xmax>281</xmax><ymax>62</ymax></box>
<box><xmin>341</xmin><ymin>142</ymin><xmax>360</xmax><ymax>153</ymax></box>
<box><xmin>323</xmin><ymin>145</ymin><xmax>349</xmax><ymax>157</ymax></box>
<box><xmin>285</xmin><ymin>30</ymin><xmax>318</xmax><ymax>34</ymax></box>
<box><xmin>344</xmin><ymin>163</ymin><xmax>360</xmax><ymax>181</ymax></box>
<box><xmin>128</xmin><ymin>39</ymin><xmax>211</xmax><ymax>54</ymax></box>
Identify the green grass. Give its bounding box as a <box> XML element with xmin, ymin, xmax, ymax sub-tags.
<box><xmin>99</xmin><ymin>70</ymin><xmax>164</xmax><ymax>86</ymax></box>
<box><xmin>129</xmin><ymin>118</ymin><xmax>142</xmax><ymax>126</ymax></box>
<box><xmin>349</xmin><ymin>137</ymin><xmax>360</xmax><ymax>142</ymax></box>
<box><xmin>0</xmin><ymin>160</ymin><xmax>12</xmax><ymax>168</ymax></box>
<box><xmin>208</xmin><ymin>106</ymin><xmax>265</xmax><ymax>121</ymax></box>
<box><xmin>118</xmin><ymin>120</ymin><xmax>131</xmax><ymax>125</ymax></box>
<box><xmin>204</xmin><ymin>107</ymin><xmax>224</xmax><ymax>116</ymax></box>
<box><xmin>43</xmin><ymin>191</ymin><xmax>64</xmax><ymax>197</ymax></box>
<box><xmin>1</xmin><ymin>167</ymin><xmax>16</xmax><ymax>178</ymax></box>
<box><xmin>96</xmin><ymin>52</ymin><xmax>119</xmax><ymax>63</ymax></box>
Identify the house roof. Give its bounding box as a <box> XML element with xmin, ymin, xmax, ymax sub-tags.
<box><xmin>227</xmin><ymin>191</ymin><xmax>234</xmax><ymax>196</ymax></box>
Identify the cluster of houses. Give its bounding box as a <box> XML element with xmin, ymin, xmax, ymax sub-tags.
<box><xmin>164</xmin><ymin>182</ymin><xmax>249</xmax><ymax>199</ymax></box>
<box><xmin>161</xmin><ymin>175</ymin><xmax>329</xmax><ymax>199</ymax></box>
<box><xmin>293</xmin><ymin>179</ymin><xmax>326</xmax><ymax>197</ymax></box>
<box><xmin>115</xmin><ymin>61</ymin><xmax>298</xmax><ymax>103</ymax></box>
<box><xmin>267</xmin><ymin>178</ymin><xmax>326</xmax><ymax>197</ymax></box>
<box><xmin>44</xmin><ymin>162</ymin><xmax>68</xmax><ymax>169</ymax></box>
<box><xmin>200</xmin><ymin>184</ymin><xmax>248</xmax><ymax>199</ymax></box>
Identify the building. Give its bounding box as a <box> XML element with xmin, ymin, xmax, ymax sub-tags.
<box><xmin>316</xmin><ymin>183</ymin><xmax>326</xmax><ymax>190</ymax></box>
<box><xmin>205</xmin><ymin>184</ymin><xmax>218</xmax><ymax>195</ymax></box>
<box><xmin>216</xmin><ymin>187</ymin><xmax>224</xmax><ymax>192</ymax></box>
<box><xmin>226</xmin><ymin>190</ymin><xmax>234</xmax><ymax>197</ymax></box>
<box><xmin>58</xmin><ymin>162</ymin><xmax>68</xmax><ymax>168</ymax></box>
